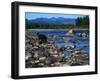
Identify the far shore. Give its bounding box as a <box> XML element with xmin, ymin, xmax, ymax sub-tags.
<box><xmin>26</xmin><ymin>28</ymin><xmax>89</xmax><ymax>30</ymax></box>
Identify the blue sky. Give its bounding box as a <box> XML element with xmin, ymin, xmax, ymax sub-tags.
<box><xmin>25</xmin><ymin>12</ymin><xmax>87</xmax><ymax>20</ymax></box>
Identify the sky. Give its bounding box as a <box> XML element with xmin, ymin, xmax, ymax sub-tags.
<box><xmin>25</xmin><ymin>12</ymin><xmax>87</xmax><ymax>20</ymax></box>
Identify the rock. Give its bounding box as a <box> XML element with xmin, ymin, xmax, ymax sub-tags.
<box><xmin>26</xmin><ymin>39</ymin><xmax>30</xmax><ymax>43</ymax></box>
<box><xmin>47</xmin><ymin>34</ymin><xmax>54</xmax><ymax>38</ymax></box>
<box><xmin>47</xmin><ymin>43</ymin><xmax>53</xmax><ymax>46</ymax></box>
<box><xmin>74</xmin><ymin>50</ymin><xmax>81</xmax><ymax>54</ymax></box>
<box><xmin>50</xmin><ymin>54</ymin><xmax>58</xmax><ymax>58</ymax></box>
<box><xmin>59</xmin><ymin>52</ymin><xmax>64</xmax><ymax>57</ymax></box>
<box><xmin>54</xmin><ymin>50</ymin><xmax>58</xmax><ymax>54</ymax></box>
<box><xmin>49</xmin><ymin>49</ymin><xmax>54</xmax><ymax>54</ymax></box>
<box><xmin>35</xmin><ymin>42</ymin><xmax>39</xmax><ymax>46</ymax></box>
<box><xmin>45</xmin><ymin>57</ymin><xmax>52</xmax><ymax>65</ymax></box>
<box><xmin>37</xmin><ymin>63</ymin><xmax>44</xmax><ymax>67</ymax></box>
<box><xmin>33</xmin><ymin>46</ymin><xmax>39</xmax><ymax>49</ymax></box>
<box><xmin>26</xmin><ymin>44</ymin><xmax>32</xmax><ymax>49</ymax></box>
<box><xmin>51</xmin><ymin>55</ymin><xmax>61</xmax><ymax>62</ymax></box>
<box><xmin>66</xmin><ymin>30</ymin><xmax>74</xmax><ymax>36</ymax></box>
<box><xmin>34</xmin><ymin>60</ymin><xmax>40</xmax><ymax>64</ymax></box>
<box><xmin>54</xmin><ymin>62</ymin><xmax>62</xmax><ymax>66</ymax></box>
<box><xmin>33</xmin><ymin>52</ymin><xmax>39</xmax><ymax>58</ymax></box>
<box><xmin>50</xmin><ymin>64</ymin><xmax>55</xmax><ymax>67</ymax></box>
<box><xmin>82</xmin><ymin>32</ymin><xmax>87</xmax><ymax>36</ymax></box>
<box><xmin>25</xmin><ymin>53</ymin><xmax>32</xmax><ymax>60</ymax></box>
<box><xmin>71</xmin><ymin>45</ymin><xmax>76</xmax><ymax>49</ymax></box>
<box><xmin>82</xmin><ymin>32</ymin><xmax>87</xmax><ymax>39</ymax></box>
<box><xmin>30</xmin><ymin>61</ymin><xmax>35</xmax><ymax>64</ymax></box>
<box><xmin>32</xmin><ymin>36</ymin><xmax>38</xmax><ymax>40</ymax></box>
<box><xmin>45</xmin><ymin>60</ymin><xmax>50</xmax><ymax>65</ymax></box>
<box><xmin>41</xmin><ymin>44</ymin><xmax>45</xmax><ymax>47</ymax></box>
<box><xmin>64</xmin><ymin>38</ymin><xmax>69</xmax><ymax>43</ymax></box>
<box><xmin>66</xmin><ymin>46</ymin><xmax>71</xmax><ymax>50</ymax></box>
<box><xmin>39</xmin><ymin>57</ymin><xmax>46</xmax><ymax>62</ymax></box>
<box><xmin>77</xmin><ymin>33</ymin><xmax>82</xmax><ymax>37</ymax></box>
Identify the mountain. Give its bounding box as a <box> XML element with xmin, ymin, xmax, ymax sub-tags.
<box><xmin>27</xmin><ymin>17</ymin><xmax>76</xmax><ymax>26</ymax></box>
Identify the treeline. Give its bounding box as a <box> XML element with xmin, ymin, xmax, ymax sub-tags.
<box><xmin>26</xmin><ymin>16</ymin><xmax>89</xmax><ymax>29</ymax></box>
<box><xmin>76</xmin><ymin>16</ymin><xmax>89</xmax><ymax>29</ymax></box>
<box><xmin>25</xmin><ymin>19</ymin><xmax>75</xmax><ymax>29</ymax></box>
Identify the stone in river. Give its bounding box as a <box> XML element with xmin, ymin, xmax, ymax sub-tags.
<box><xmin>66</xmin><ymin>30</ymin><xmax>74</xmax><ymax>36</ymax></box>
<box><xmin>74</xmin><ymin>50</ymin><xmax>81</xmax><ymax>54</ymax></box>
<box><xmin>82</xmin><ymin>32</ymin><xmax>87</xmax><ymax>39</ymax></box>
<box><xmin>71</xmin><ymin>45</ymin><xmax>76</xmax><ymax>49</ymax></box>
<box><xmin>64</xmin><ymin>38</ymin><xmax>69</xmax><ymax>43</ymax></box>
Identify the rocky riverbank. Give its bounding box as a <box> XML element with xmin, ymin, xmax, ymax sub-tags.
<box><xmin>25</xmin><ymin>29</ymin><xmax>89</xmax><ymax>68</ymax></box>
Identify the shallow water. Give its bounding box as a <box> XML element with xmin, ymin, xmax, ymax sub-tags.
<box><xmin>33</xmin><ymin>29</ymin><xmax>89</xmax><ymax>55</ymax></box>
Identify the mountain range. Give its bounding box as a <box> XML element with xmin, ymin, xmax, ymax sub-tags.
<box><xmin>26</xmin><ymin>17</ymin><xmax>76</xmax><ymax>26</ymax></box>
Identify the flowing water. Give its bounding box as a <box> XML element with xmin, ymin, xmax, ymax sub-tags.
<box><xmin>33</xmin><ymin>29</ymin><xmax>89</xmax><ymax>56</ymax></box>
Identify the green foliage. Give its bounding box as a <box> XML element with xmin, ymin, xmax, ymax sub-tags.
<box><xmin>25</xmin><ymin>20</ymin><xmax>75</xmax><ymax>29</ymax></box>
<box><xmin>76</xmin><ymin>16</ymin><xmax>89</xmax><ymax>29</ymax></box>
